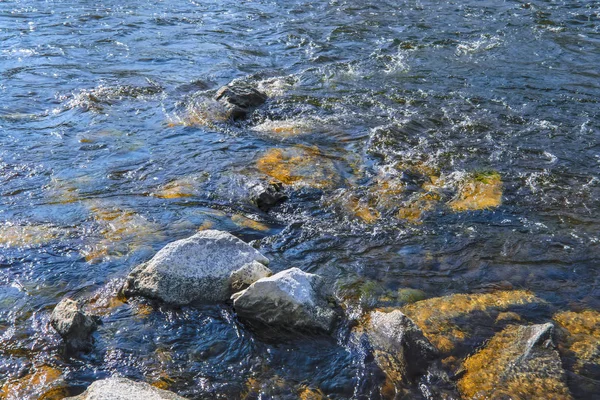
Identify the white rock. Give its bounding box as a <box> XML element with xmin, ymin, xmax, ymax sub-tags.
<box><xmin>232</xmin><ymin>267</ymin><xmax>339</xmax><ymax>333</ymax></box>
<box><xmin>64</xmin><ymin>377</ymin><xmax>186</xmax><ymax>400</ymax></box>
<box><xmin>122</xmin><ymin>230</ymin><xmax>270</xmax><ymax>305</ymax></box>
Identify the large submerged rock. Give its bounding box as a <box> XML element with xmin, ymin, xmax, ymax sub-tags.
<box><xmin>50</xmin><ymin>298</ymin><xmax>98</xmax><ymax>352</ymax></box>
<box><xmin>121</xmin><ymin>230</ymin><xmax>271</xmax><ymax>305</ymax></box>
<box><xmin>256</xmin><ymin>146</ymin><xmax>342</xmax><ymax>189</ymax></box>
<box><xmin>232</xmin><ymin>268</ymin><xmax>339</xmax><ymax>333</ymax></box>
<box><xmin>64</xmin><ymin>377</ymin><xmax>186</xmax><ymax>400</ymax></box>
<box><xmin>358</xmin><ymin>310</ymin><xmax>438</xmax><ymax>388</ymax></box>
<box><xmin>400</xmin><ymin>290</ymin><xmax>544</xmax><ymax>355</ymax></box>
<box><xmin>458</xmin><ymin>323</ymin><xmax>573</xmax><ymax>399</ymax></box>
<box><xmin>1</xmin><ymin>365</ymin><xmax>68</xmax><ymax>400</ymax></box>
<box><xmin>553</xmin><ymin>310</ymin><xmax>600</xmax><ymax>396</ymax></box>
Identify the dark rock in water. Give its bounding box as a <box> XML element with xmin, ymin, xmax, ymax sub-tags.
<box><xmin>232</xmin><ymin>267</ymin><xmax>339</xmax><ymax>334</ymax></box>
<box><xmin>50</xmin><ymin>298</ymin><xmax>98</xmax><ymax>352</ymax></box>
<box><xmin>358</xmin><ymin>310</ymin><xmax>438</xmax><ymax>389</ymax></box>
<box><xmin>121</xmin><ymin>230</ymin><xmax>271</xmax><ymax>305</ymax></box>
<box><xmin>214</xmin><ymin>82</ymin><xmax>267</xmax><ymax>120</ymax></box>
<box><xmin>248</xmin><ymin>180</ymin><xmax>288</xmax><ymax>211</ymax></box>
<box><xmin>64</xmin><ymin>377</ymin><xmax>187</xmax><ymax>400</ymax></box>
<box><xmin>458</xmin><ymin>323</ymin><xmax>573</xmax><ymax>399</ymax></box>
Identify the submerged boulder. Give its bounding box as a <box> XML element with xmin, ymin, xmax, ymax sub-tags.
<box><xmin>64</xmin><ymin>377</ymin><xmax>186</xmax><ymax>400</ymax></box>
<box><xmin>400</xmin><ymin>290</ymin><xmax>544</xmax><ymax>355</ymax></box>
<box><xmin>121</xmin><ymin>230</ymin><xmax>271</xmax><ymax>305</ymax></box>
<box><xmin>448</xmin><ymin>171</ymin><xmax>502</xmax><ymax>212</ymax></box>
<box><xmin>458</xmin><ymin>323</ymin><xmax>573</xmax><ymax>399</ymax></box>
<box><xmin>256</xmin><ymin>146</ymin><xmax>341</xmax><ymax>189</ymax></box>
<box><xmin>214</xmin><ymin>82</ymin><xmax>267</xmax><ymax>120</ymax></box>
<box><xmin>50</xmin><ymin>298</ymin><xmax>98</xmax><ymax>351</ymax></box>
<box><xmin>553</xmin><ymin>310</ymin><xmax>600</xmax><ymax>396</ymax></box>
<box><xmin>232</xmin><ymin>268</ymin><xmax>339</xmax><ymax>333</ymax></box>
<box><xmin>1</xmin><ymin>365</ymin><xmax>68</xmax><ymax>400</ymax></box>
<box><xmin>358</xmin><ymin>310</ymin><xmax>438</xmax><ymax>388</ymax></box>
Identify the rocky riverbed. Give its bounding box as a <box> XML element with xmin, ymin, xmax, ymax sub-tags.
<box><xmin>1</xmin><ymin>0</ymin><xmax>600</xmax><ymax>398</ymax></box>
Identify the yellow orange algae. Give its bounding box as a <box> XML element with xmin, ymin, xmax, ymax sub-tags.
<box><xmin>458</xmin><ymin>324</ymin><xmax>572</xmax><ymax>400</ymax></box>
<box><xmin>449</xmin><ymin>172</ymin><xmax>502</xmax><ymax>211</ymax></box>
<box><xmin>401</xmin><ymin>290</ymin><xmax>541</xmax><ymax>354</ymax></box>
<box><xmin>256</xmin><ymin>146</ymin><xmax>340</xmax><ymax>189</ymax></box>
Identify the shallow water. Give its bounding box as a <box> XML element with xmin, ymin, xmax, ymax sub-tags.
<box><xmin>1</xmin><ymin>0</ymin><xmax>599</xmax><ymax>398</ymax></box>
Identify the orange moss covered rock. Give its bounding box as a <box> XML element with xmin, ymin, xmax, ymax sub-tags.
<box><xmin>458</xmin><ymin>323</ymin><xmax>572</xmax><ymax>399</ymax></box>
<box><xmin>400</xmin><ymin>290</ymin><xmax>543</xmax><ymax>354</ymax></box>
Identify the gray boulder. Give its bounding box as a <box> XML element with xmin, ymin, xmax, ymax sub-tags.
<box><xmin>214</xmin><ymin>82</ymin><xmax>267</xmax><ymax>120</ymax></box>
<box><xmin>50</xmin><ymin>298</ymin><xmax>98</xmax><ymax>351</ymax></box>
<box><xmin>232</xmin><ymin>268</ymin><xmax>339</xmax><ymax>333</ymax></box>
<box><xmin>359</xmin><ymin>310</ymin><xmax>438</xmax><ymax>385</ymax></box>
<box><xmin>229</xmin><ymin>261</ymin><xmax>272</xmax><ymax>292</ymax></box>
<box><xmin>121</xmin><ymin>230</ymin><xmax>271</xmax><ymax>305</ymax></box>
<box><xmin>64</xmin><ymin>377</ymin><xmax>186</xmax><ymax>400</ymax></box>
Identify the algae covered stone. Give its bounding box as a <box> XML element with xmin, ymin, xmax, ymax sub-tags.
<box><xmin>458</xmin><ymin>323</ymin><xmax>572</xmax><ymax>399</ymax></box>
<box><xmin>256</xmin><ymin>146</ymin><xmax>341</xmax><ymax>189</ymax></box>
<box><xmin>553</xmin><ymin>310</ymin><xmax>600</xmax><ymax>383</ymax></box>
<box><xmin>400</xmin><ymin>290</ymin><xmax>543</xmax><ymax>354</ymax></box>
<box><xmin>449</xmin><ymin>171</ymin><xmax>502</xmax><ymax>211</ymax></box>
<box><xmin>1</xmin><ymin>365</ymin><xmax>67</xmax><ymax>400</ymax></box>
<box><xmin>122</xmin><ymin>230</ymin><xmax>270</xmax><ymax>305</ymax></box>
<box><xmin>359</xmin><ymin>310</ymin><xmax>438</xmax><ymax>387</ymax></box>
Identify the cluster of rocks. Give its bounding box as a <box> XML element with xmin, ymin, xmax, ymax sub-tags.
<box><xmin>50</xmin><ymin>229</ymin><xmax>342</xmax><ymax>397</ymax></box>
<box><xmin>49</xmin><ymin>227</ymin><xmax>589</xmax><ymax>399</ymax></box>
<box><xmin>44</xmin><ymin>82</ymin><xmax>590</xmax><ymax>399</ymax></box>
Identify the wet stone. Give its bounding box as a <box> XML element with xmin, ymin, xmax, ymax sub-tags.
<box><xmin>64</xmin><ymin>377</ymin><xmax>187</xmax><ymax>400</ymax></box>
<box><xmin>122</xmin><ymin>230</ymin><xmax>270</xmax><ymax>305</ymax></box>
<box><xmin>553</xmin><ymin>310</ymin><xmax>600</xmax><ymax>382</ymax></box>
<box><xmin>400</xmin><ymin>290</ymin><xmax>544</xmax><ymax>355</ymax></box>
<box><xmin>50</xmin><ymin>298</ymin><xmax>98</xmax><ymax>352</ymax></box>
<box><xmin>448</xmin><ymin>171</ymin><xmax>502</xmax><ymax>212</ymax></box>
<box><xmin>214</xmin><ymin>82</ymin><xmax>267</xmax><ymax>120</ymax></box>
<box><xmin>458</xmin><ymin>323</ymin><xmax>573</xmax><ymax>399</ymax></box>
<box><xmin>229</xmin><ymin>261</ymin><xmax>273</xmax><ymax>292</ymax></box>
<box><xmin>232</xmin><ymin>268</ymin><xmax>340</xmax><ymax>334</ymax></box>
<box><xmin>1</xmin><ymin>365</ymin><xmax>67</xmax><ymax>400</ymax></box>
<box><xmin>247</xmin><ymin>180</ymin><xmax>288</xmax><ymax>212</ymax></box>
<box><xmin>356</xmin><ymin>310</ymin><xmax>438</xmax><ymax>390</ymax></box>
<box><xmin>256</xmin><ymin>146</ymin><xmax>341</xmax><ymax>189</ymax></box>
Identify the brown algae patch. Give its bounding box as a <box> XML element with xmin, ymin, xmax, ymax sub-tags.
<box><xmin>81</xmin><ymin>201</ymin><xmax>164</xmax><ymax>262</ymax></box>
<box><xmin>400</xmin><ymin>290</ymin><xmax>542</xmax><ymax>354</ymax></box>
<box><xmin>0</xmin><ymin>223</ymin><xmax>64</xmax><ymax>248</ymax></box>
<box><xmin>458</xmin><ymin>324</ymin><xmax>573</xmax><ymax>400</ymax></box>
<box><xmin>252</xmin><ymin>119</ymin><xmax>313</xmax><ymax>137</ymax></box>
<box><xmin>231</xmin><ymin>214</ymin><xmax>269</xmax><ymax>231</ymax></box>
<box><xmin>45</xmin><ymin>176</ymin><xmax>91</xmax><ymax>204</ymax></box>
<box><xmin>1</xmin><ymin>365</ymin><xmax>66</xmax><ymax>400</ymax></box>
<box><xmin>256</xmin><ymin>146</ymin><xmax>341</xmax><ymax>189</ymax></box>
<box><xmin>449</xmin><ymin>171</ymin><xmax>502</xmax><ymax>211</ymax></box>
<box><xmin>553</xmin><ymin>310</ymin><xmax>600</xmax><ymax>376</ymax></box>
<box><xmin>396</xmin><ymin>192</ymin><xmax>440</xmax><ymax>224</ymax></box>
<box><xmin>153</xmin><ymin>174</ymin><xmax>208</xmax><ymax>199</ymax></box>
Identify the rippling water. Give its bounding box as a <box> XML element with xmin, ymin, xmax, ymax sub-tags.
<box><xmin>1</xmin><ymin>0</ymin><xmax>599</xmax><ymax>398</ymax></box>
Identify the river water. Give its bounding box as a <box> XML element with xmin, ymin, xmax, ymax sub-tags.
<box><xmin>1</xmin><ymin>0</ymin><xmax>599</xmax><ymax>399</ymax></box>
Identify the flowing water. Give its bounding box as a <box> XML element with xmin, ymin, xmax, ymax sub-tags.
<box><xmin>1</xmin><ymin>0</ymin><xmax>599</xmax><ymax>398</ymax></box>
